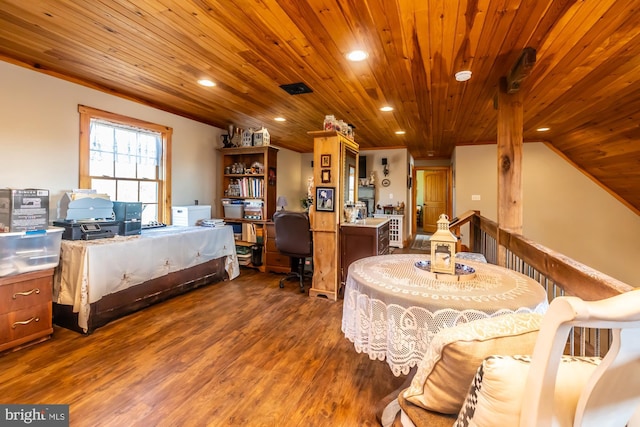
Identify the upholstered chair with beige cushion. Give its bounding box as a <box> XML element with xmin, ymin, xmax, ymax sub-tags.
<box><xmin>382</xmin><ymin>312</ymin><xmax>543</xmax><ymax>426</ymax></box>
<box><xmin>392</xmin><ymin>290</ymin><xmax>640</xmax><ymax>427</ymax></box>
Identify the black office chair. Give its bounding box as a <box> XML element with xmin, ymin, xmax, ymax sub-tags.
<box><xmin>273</xmin><ymin>210</ymin><xmax>313</xmax><ymax>292</ymax></box>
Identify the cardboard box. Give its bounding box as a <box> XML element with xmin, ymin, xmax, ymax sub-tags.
<box><xmin>0</xmin><ymin>189</ymin><xmax>49</xmax><ymax>232</ymax></box>
<box><xmin>172</xmin><ymin>205</ymin><xmax>211</xmax><ymax>226</ymax></box>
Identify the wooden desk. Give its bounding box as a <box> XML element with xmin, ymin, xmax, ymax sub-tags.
<box><xmin>265</xmin><ymin>222</ymin><xmax>290</xmax><ymax>273</ymax></box>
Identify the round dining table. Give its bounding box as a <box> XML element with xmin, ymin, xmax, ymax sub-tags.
<box><xmin>341</xmin><ymin>254</ymin><xmax>549</xmax><ymax>376</ymax></box>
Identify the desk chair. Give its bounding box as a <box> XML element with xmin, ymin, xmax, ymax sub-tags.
<box><xmin>392</xmin><ymin>290</ymin><xmax>640</xmax><ymax>427</ymax></box>
<box><xmin>273</xmin><ymin>210</ymin><xmax>313</xmax><ymax>293</ymax></box>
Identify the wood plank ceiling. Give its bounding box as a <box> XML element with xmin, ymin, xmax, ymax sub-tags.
<box><xmin>0</xmin><ymin>0</ymin><xmax>638</xmax><ymax>212</ymax></box>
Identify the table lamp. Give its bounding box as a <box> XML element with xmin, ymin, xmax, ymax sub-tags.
<box><xmin>276</xmin><ymin>196</ymin><xmax>288</xmax><ymax>211</ymax></box>
<box><xmin>430</xmin><ymin>213</ymin><xmax>457</xmax><ymax>275</ymax></box>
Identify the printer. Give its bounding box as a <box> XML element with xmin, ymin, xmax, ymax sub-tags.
<box><xmin>54</xmin><ymin>190</ymin><xmax>120</xmax><ymax>240</ymax></box>
<box><xmin>112</xmin><ymin>201</ymin><xmax>142</xmax><ymax>236</ymax></box>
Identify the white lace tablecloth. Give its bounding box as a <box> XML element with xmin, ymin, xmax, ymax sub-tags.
<box><xmin>341</xmin><ymin>254</ymin><xmax>549</xmax><ymax>376</ymax></box>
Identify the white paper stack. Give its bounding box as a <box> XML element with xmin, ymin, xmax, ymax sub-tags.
<box><xmin>201</xmin><ymin>218</ymin><xmax>225</xmax><ymax>228</ymax></box>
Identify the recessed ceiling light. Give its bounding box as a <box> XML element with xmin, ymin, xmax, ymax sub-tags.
<box><xmin>274</xmin><ymin>117</ymin><xmax>286</xmax><ymax>122</ymax></box>
<box><xmin>454</xmin><ymin>70</ymin><xmax>472</xmax><ymax>82</ymax></box>
<box><xmin>537</xmin><ymin>127</ymin><xmax>550</xmax><ymax>132</ymax></box>
<box><xmin>197</xmin><ymin>79</ymin><xmax>215</xmax><ymax>87</ymax></box>
<box><xmin>395</xmin><ymin>130</ymin><xmax>406</xmax><ymax>135</ymax></box>
<box><xmin>346</xmin><ymin>50</ymin><xmax>368</xmax><ymax>61</ymax></box>
<box><xmin>380</xmin><ymin>106</ymin><xmax>394</xmax><ymax>112</ymax></box>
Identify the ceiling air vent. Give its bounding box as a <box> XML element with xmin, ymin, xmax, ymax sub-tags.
<box><xmin>279</xmin><ymin>82</ymin><xmax>313</xmax><ymax>95</ymax></box>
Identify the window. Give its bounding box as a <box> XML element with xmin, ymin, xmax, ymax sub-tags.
<box><xmin>78</xmin><ymin>105</ymin><xmax>172</xmax><ymax>224</ymax></box>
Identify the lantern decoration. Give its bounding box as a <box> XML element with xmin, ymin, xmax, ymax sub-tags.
<box><xmin>430</xmin><ymin>213</ymin><xmax>457</xmax><ymax>275</ymax></box>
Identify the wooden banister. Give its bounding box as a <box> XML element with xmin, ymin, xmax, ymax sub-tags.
<box><xmin>461</xmin><ymin>210</ymin><xmax>634</xmax><ymax>356</ymax></box>
<box><xmin>449</xmin><ymin>210</ymin><xmax>478</xmax><ymax>251</ymax></box>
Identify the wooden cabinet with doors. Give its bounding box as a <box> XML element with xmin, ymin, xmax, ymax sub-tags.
<box><xmin>308</xmin><ymin>130</ymin><xmax>359</xmax><ymax>301</ymax></box>
<box><xmin>1</xmin><ymin>268</ymin><xmax>54</xmax><ymax>353</ymax></box>
<box><xmin>218</xmin><ymin>146</ymin><xmax>278</xmax><ymax>272</ymax></box>
<box><xmin>340</xmin><ymin>219</ymin><xmax>389</xmax><ymax>285</ymax></box>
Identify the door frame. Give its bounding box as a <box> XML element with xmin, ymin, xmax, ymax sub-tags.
<box><xmin>411</xmin><ymin>166</ymin><xmax>453</xmax><ymax>236</ymax></box>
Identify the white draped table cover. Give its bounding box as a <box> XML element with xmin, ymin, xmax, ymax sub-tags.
<box><xmin>341</xmin><ymin>254</ymin><xmax>549</xmax><ymax>376</ymax></box>
<box><xmin>54</xmin><ymin>225</ymin><xmax>239</xmax><ymax>332</ymax></box>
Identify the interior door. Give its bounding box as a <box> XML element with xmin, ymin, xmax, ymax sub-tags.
<box><xmin>422</xmin><ymin>170</ymin><xmax>448</xmax><ymax>233</ymax></box>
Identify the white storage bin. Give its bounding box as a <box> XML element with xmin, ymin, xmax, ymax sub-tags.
<box><xmin>172</xmin><ymin>205</ymin><xmax>211</xmax><ymax>226</ymax></box>
<box><xmin>221</xmin><ymin>200</ymin><xmax>245</xmax><ymax>219</ymax></box>
<box><xmin>0</xmin><ymin>227</ymin><xmax>63</xmax><ymax>277</ymax></box>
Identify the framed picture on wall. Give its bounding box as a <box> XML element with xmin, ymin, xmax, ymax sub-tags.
<box><xmin>321</xmin><ymin>169</ymin><xmax>331</xmax><ymax>183</ymax></box>
<box><xmin>321</xmin><ymin>154</ymin><xmax>331</xmax><ymax>167</ymax></box>
<box><xmin>316</xmin><ymin>187</ymin><xmax>335</xmax><ymax>212</ymax></box>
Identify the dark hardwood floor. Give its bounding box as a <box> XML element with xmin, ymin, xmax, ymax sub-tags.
<box><xmin>0</xmin><ymin>267</ymin><xmax>412</xmax><ymax>426</ymax></box>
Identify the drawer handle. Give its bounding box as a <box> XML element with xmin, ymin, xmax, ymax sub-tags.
<box><xmin>12</xmin><ymin>288</ymin><xmax>40</xmax><ymax>299</ymax></box>
<box><xmin>12</xmin><ymin>317</ymin><xmax>40</xmax><ymax>328</ymax></box>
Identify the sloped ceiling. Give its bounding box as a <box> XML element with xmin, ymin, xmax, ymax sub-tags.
<box><xmin>0</xmin><ymin>0</ymin><xmax>638</xmax><ymax>212</ymax></box>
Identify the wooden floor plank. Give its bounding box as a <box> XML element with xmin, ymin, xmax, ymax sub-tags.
<box><xmin>0</xmin><ymin>267</ymin><xmax>406</xmax><ymax>426</ymax></box>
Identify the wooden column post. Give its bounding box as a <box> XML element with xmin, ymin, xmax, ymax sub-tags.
<box><xmin>496</xmin><ymin>47</ymin><xmax>535</xmax><ymax>267</ymax></box>
<box><xmin>496</xmin><ymin>78</ymin><xmax>524</xmax><ymax>267</ymax></box>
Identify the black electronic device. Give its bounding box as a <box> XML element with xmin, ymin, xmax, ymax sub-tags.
<box><xmin>112</xmin><ymin>201</ymin><xmax>142</xmax><ymax>236</ymax></box>
<box><xmin>53</xmin><ymin>220</ymin><xmax>120</xmax><ymax>240</ymax></box>
<box><xmin>359</xmin><ymin>155</ymin><xmax>367</xmax><ymax>179</ymax></box>
<box><xmin>142</xmin><ymin>221</ymin><xmax>167</xmax><ymax>230</ymax></box>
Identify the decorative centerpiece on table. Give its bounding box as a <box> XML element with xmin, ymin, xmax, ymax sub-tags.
<box><xmin>414</xmin><ymin>213</ymin><xmax>477</xmax><ymax>282</ymax></box>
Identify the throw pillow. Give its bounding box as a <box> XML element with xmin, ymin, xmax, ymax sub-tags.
<box><xmin>403</xmin><ymin>312</ymin><xmax>543</xmax><ymax>414</ymax></box>
<box><xmin>453</xmin><ymin>354</ymin><xmax>601</xmax><ymax>427</ymax></box>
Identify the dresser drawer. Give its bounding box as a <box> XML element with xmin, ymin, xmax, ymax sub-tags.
<box><xmin>267</xmin><ymin>251</ymin><xmax>291</xmax><ymax>267</ymax></box>
<box><xmin>266</xmin><ymin>238</ymin><xmax>279</xmax><ymax>253</ymax></box>
<box><xmin>0</xmin><ymin>303</ymin><xmax>53</xmax><ymax>346</ymax></box>
<box><xmin>0</xmin><ymin>270</ymin><xmax>53</xmax><ymax>315</ymax></box>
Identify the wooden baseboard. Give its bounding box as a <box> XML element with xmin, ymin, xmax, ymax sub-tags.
<box><xmin>309</xmin><ymin>288</ymin><xmax>337</xmax><ymax>301</ymax></box>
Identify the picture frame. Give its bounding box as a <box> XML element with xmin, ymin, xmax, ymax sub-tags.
<box><xmin>320</xmin><ymin>154</ymin><xmax>331</xmax><ymax>168</ymax></box>
<box><xmin>321</xmin><ymin>169</ymin><xmax>331</xmax><ymax>183</ymax></box>
<box><xmin>316</xmin><ymin>187</ymin><xmax>335</xmax><ymax>212</ymax></box>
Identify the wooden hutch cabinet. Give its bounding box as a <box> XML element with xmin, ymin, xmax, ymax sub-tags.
<box><xmin>308</xmin><ymin>131</ymin><xmax>359</xmax><ymax>300</ymax></box>
<box><xmin>218</xmin><ymin>146</ymin><xmax>278</xmax><ymax>272</ymax></box>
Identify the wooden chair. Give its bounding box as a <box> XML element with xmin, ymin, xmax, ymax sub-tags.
<box><xmin>521</xmin><ymin>290</ymin><xmax>640</xmax><ymax>427</ymax></box>
<box><xmin>396</xmin><ymin>290</ymin><xmax>640</xmax><ymax>427</ymax></box>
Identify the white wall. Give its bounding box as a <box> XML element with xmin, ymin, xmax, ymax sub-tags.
<box><xmin>0</xmin><ymin>60</ymin><xmax>308</xmax><ymax>221</ymax></box>
<box><xmin>455</xmin><ymin>143</ymin><xmax>640</xmax><ymax>286</ymax></box>
<box><xmin>523</xmin><ymin>143</ymin><xmax>639</xmax><ymax>286</ymax></box>
<box><xmin>272</xmin><ymin>146</ymin><xmax>304</xmax><ymax>213</ymax></box>
<box><xmin>0</xmin><ymin>60</ymin><xmax>223</xmax><ymax>218</ymax></box>
<box><xmin>454</xmin><ymin>145</ymin><xmax>498</xmax><ymax>220</ymax></box>
<box><xmin>359</xmin><ymin>148</ymin><xmax>410</xmax><ymax>209</ymax></box>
